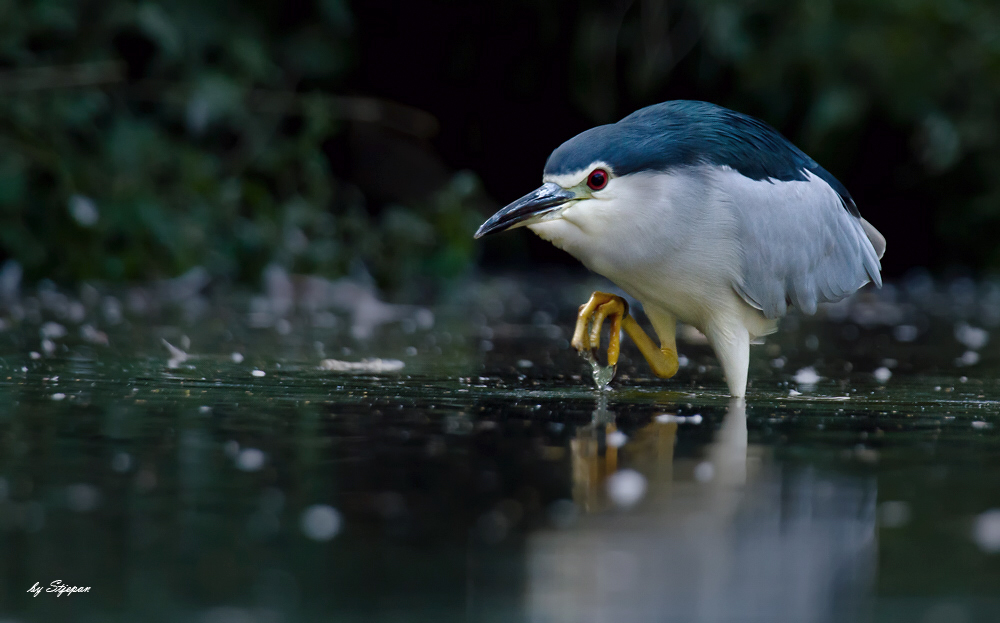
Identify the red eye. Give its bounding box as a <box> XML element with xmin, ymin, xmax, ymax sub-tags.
<box><xmin>587</xmin><ymin>169</ymin><xmax>608</xmax><ymax>190</ymax></box>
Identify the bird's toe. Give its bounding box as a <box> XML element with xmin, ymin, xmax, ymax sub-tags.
<box><xmin>571</xmin><ymin>291</ymin><xmax>629</xmax><ymax>367</ymax></box>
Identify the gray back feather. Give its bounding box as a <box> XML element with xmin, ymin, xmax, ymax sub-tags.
<box><xmin>720</xmin><ymin>170</ymin><xmax>883</xmax><ymax>318</ymax></box>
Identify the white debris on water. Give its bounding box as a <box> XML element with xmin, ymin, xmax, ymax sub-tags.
<box><xmin>874</xmin><ymin>367</ymin><xmax>893</xmax><ymax>383</ymax></box>
<box><xmin>162</xmin><ymin>338</ymin><xmax>188</xmax><ymax>368</ymax></box>
<box><xmin>251</xmin><ymin>369</ymin><xmax>266</xmax><ymax>377</ymax></box>
<box><xmin>300</xmin><ymin>504</ymin><xmax>342</xmax><ymax>541</ymax></box>
<box><xmin>322</xmin><ymin>273</ymin><xmax>431</xmax><ymax>337</ymax></box>
<box><xmin>236</xmin><ymin>448</ymin><xmax>266</xmax><ymax>472</ymax></box>
<box><xmin>973</xmin><ymin>509</ymin><xmax>1000</xmax><ymax>553</ymax></box>
<box><xmin>606</xmin><ymin>469</ymin><xmax>647</xmax><ymax>508</ymax></box>
<box><xmin>319</xmin><ymin>358</ymin><xmax>405</xmax><ymax>373</ymax></box>
<box><xmin>793</xmin><ymin>367</ymin><xmax>821</xmax><ymax>386</ymax></box>
<box><xmin>955</xmin><ymin>322</ymin><xmax>989</xmax><ymax>350</ymax></box>
<box><xmin>40</xmin><ymin>322</ymin><xmax>67</xmax><ymax>339</ymax></box>
<box><xmin>972</xmin><ymin>421</ymin><xmax>991</xmax><ymax>430</ymax></box>
<box><xmin>517</xmin><ymin>359</ymin><xmax>534</xmax><ymax>368</ymax></box>
<box><xmin>247</xmin><ymin>266</ymin><xmax>433</xmax><ymax>340</ymax></box>
<box><xmin>231</xmin><ymin>352</ymin><xmax>244</xmax><ymax>363</ymax></box>
<box><xmin>655</xmin><ymin>413</ymin><xmax>703</xmax><ymax>425</ymax></box>
<box><xmin>789</xmin><ymin>389</ymin><xmax>802</xmax><ymax>397</ymax></box>
<box><xmin>103</xmin><ymin>295</ymin><xmax>123</xmax><ymax>325</ymax></box>
<box><xmin>80</xmin><ymin>324</ymin><xmax>108</xmax><ymax>345</ymax></box>
<box><xmin>51</xmin><ymin>393</ymin><xmax>66</xmax><ymax>401</ymax></box>
<box><xmin>956</xmin><ymin>350</ymin><xmax>980</xmax><ymax>367</ymax></box>
<box><xmin>606</xmin><ymin>430</ymin><xmax>628</xmax><ymax>448</ymax></box>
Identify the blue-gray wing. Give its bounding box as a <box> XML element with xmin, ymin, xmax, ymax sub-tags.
<box><xmin>720</xmin><ymin>169</ymin><xmax>884</xmax><ymax>318</ymax></box>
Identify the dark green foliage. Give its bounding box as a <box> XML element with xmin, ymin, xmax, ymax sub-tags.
<box><xmin>4</xmin><ymin>0</ymin><xmax>1000</xmax><ymax>284</ymax></box>
<box><xmin>0</xmin><ymin>0</ymin><xmax>485</xmax><ymax>285</ymax></box>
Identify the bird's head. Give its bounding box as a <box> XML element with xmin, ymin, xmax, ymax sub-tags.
<box><xmin>474</xmin><ymin>101</ymin><xmax>833</xmax><ymax>244</ymax></box>
<box><xmin>473</xmin><ymin>124</ymin><xmax>628</xmax><ymax>240</ymax></box>
<box><xmin>472</xmin><ymin>165</ymin><xmax>617</xmax><ymax>239</ymax></box>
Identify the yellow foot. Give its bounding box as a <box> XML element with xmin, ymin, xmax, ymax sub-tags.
<box><xmin>571</xmin><ymin>291</ymin><xmax>681</xmax><ymax>379</ymax></box>
<box><xmin>572</xmin><ymin>291</ymin><xmax>628</xmax><ymax>367</ymax></box>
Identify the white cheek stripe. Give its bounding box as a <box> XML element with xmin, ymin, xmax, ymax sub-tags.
<box><xmin>543</xmin><ymin>160</ymin><xmax>615</xmax><ymax>188</ymax></box>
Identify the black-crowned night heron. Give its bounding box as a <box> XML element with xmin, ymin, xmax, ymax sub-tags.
<box><xmin>475</xmin><ymin>100</ymin><xmax>885</xmax><ymax>398</ymax></box>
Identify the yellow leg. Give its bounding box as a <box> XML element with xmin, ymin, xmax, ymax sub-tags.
<box><xmin>571</xmin><ymin>291</ymin><xmax>680</xmax><ymax>378</ymax></box>
<box><xmin>622</xmin><ymin>315</ymin><xmax>679</xmax><ymax>378</ymax></box>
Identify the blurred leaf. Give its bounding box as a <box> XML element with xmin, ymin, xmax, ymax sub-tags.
<box><xmin>136</xmin><ymin>3</ymin><xmax>181</xmax><ymax>59</ymax></box>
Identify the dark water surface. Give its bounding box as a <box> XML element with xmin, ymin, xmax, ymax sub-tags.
<box><xmin>1</xmin><ymin>274</ymin><xmax>1000</xmax><ymax>622</ymax></box>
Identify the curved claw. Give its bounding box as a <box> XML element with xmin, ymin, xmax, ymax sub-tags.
<box><xmin>571</xmin><ymin>291</ymin><xmax>629</xmax><ymax>367</ymax></box>
<box><xmin>571</xmin><ymin>292</ymin><xmax>681</xmax><ymax>383</ymax></box>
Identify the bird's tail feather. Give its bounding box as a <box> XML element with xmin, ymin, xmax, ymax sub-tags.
<box><xmin>860</xmin><ymin>217</ymin><xmax>886</xmax><ymax>260</ymax></box>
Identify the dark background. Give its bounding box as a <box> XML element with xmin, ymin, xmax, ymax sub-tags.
<box><xmin>2</xmin><ymin>0</ymin><xmax>997</xmax><ymax>286</ymax></box>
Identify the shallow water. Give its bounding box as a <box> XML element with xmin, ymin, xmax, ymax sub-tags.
<box><xmin>2</xmin><ymin>275</ymin><xmax>1000</xmax><ymax>622</ymax></box>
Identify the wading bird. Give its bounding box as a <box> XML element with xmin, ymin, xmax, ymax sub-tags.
<box><xmin>475</xmin><ymin>101</ymin><xmax>885</xmax><ymax>397</ymax></box>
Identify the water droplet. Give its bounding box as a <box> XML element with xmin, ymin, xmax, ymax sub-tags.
<box><xmin>581</xmin><ymin>350</ymin><xmax>615</xmax><ymax>390</ymax></box>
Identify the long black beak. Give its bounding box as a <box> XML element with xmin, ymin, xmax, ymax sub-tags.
<box><xmin>474</xmin><ymin>183</ymin><xmax>577</xmax><ymax>239</ymax></box>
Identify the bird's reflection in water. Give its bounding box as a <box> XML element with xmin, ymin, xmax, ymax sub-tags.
<box><xmin>570</xmin><ymin>391</ymin><xmax>680</xmax><ymax>513</ymax></box>
<box><xmin>532</xmin><ymin>396</ymin><xmax>876</xmax><ymax>623</ymax></box>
